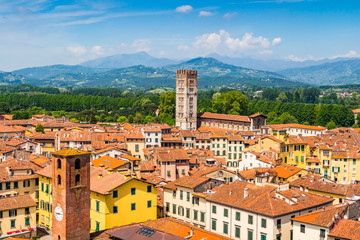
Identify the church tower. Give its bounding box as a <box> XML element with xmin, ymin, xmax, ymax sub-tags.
<box><xmin>52</xmin><ymin>148</ymin><xmax>91</xmax><ymax>240</ymax></box>
<box><xmin>176</xmin><ymin>70</ymin><xmax>197</xmax><ymax>130</ymax></box>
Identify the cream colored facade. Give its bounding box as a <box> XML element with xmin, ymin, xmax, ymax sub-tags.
<box><xmin>292</xmin><ymin>220</ymin><xmax>329</xmax><ymax>240</ymax></box>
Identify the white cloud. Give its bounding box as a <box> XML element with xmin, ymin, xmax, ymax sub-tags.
<box><xmin>286</xmin><ymin>54</ymin><xmax>319</xmax><ymax>62</ymax></box>
<box><xmin>132</xmin><ymin>39</ymin><xmax>151</xmax><ymax>52</ymax></box>
<box><xmin>330</xmin><ymin>50</ymin><xmax>360</xmax><ymax>59</ymax></box>
<box><xmin>199</xmin><ymin>11</ymin><xmax>214</xmax><ymax>17</ymax></box>
<box><xmin>272</xmin><ymin>37</ymin><xmax>282</xmax><ymax>46</ymax></box>
<box><xmin>177</xmin><ymin>45</ymin><xmax>189</xmax><ymax>51</ymax></box>
<box><xmin>66</xmin><ymin>45</ymin><xmax>87</xmax><ymax>56</ymax></box>
<box><xmin>223</xmin><ymin>12</ymin><xmax>237</xmax><ymax>19</ymax></box>
<box><xmin>175</xmin><ymin>5</ymin><xmax>193</xmax><ymax>13</ymax></box>
<box><xmin>194</xmin><ymin>32</ymin><xmax>222</xmax><ymax>50</ymax></box>
<box><xmin>90</xmin><ymin>46</ymin><xmax>104</xmax><ymax>55</ymax></box>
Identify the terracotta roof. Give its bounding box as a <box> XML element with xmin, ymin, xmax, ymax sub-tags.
<box><xmin>198</xmin><ymin>112</ymin><xmax>250</xmax><ymax>123</ymax></box>
<box><xmin>181</xmin><ymin>130</ymin><xmax>196</xmax><ymax>138</ymax></box>
<box><xmin>143</xmin><ymin>125</ymin><xmax>162</xmax><ymax>133</ymax></box>
<box><xmin>352</xmin><ymin>109</ymin><xmax>360</xmax><ymax>113</ymax></box>
<box><xmin>207</xmin><ymin>181</ymin><xmax>333</xmax><ymax>217</ymax></box>
<box><xmin>273</xmin><ymin>165</ymin><xmax>304</xmax><ymax>179</ymax></box>
<box><xmin>93</xmin><ymin>145</ymin><xmax>126</xmax><ymax>155</ymax></box>
<box><xmin>142</xmin><ymin>217</ymin><xmax>233</xmax><ymax>240</ymax></box>
<box><xmin>164</xmin><ymin>175</ymin><xmax>210</xmax><ymax>190</ymax></box>
<box><xmin>328</xmin><ymin>219</ymin><xmax>360</xmax><ymax>240</ymax></box>
<box><xmin>140</xmin><ymin>172</ymin><xmax>166</xmax><ymax>185</ymax></box>
<box><xmin>37</xmin><ymin>165</ymin><xmax>53</xmax><ymax>178</ymax></box>
<box><xmin>140</xmin><ymin>161</ymin><xmax>156</xmax><ymax>172</ymax></box>
<box><xmin>120</xmin><ymin>154</ymin><xmax>141</xmax><ymax>161</ymax></box>
<box><xmin>52</xmin><ymin>148</ymin><xmax>90</xmax><ymax>156</ymax></box>
<box><xmin>289</xmin><ymin>174</ymin><xmax>323</xmax><ymax>188</ymax></box>
<box><xmin>292</xmin><ymin>204</ymin><xmax>348</xmax><ymax>227</ymax></box>
<box><xmin>90</xmin><ymin>168</ymin><xmax>129</xmax><ymax>194</ymax></box>
<box><xmin>249</xmin><ymin>113</ymin><xmax>267</xmax><ymax>118</ymax></box>
<box><xmin>308</xmin><ymin>181</ymin><xmax>350</xmax><ymax>196</ymax></box>
<box><xmin>30</xmin><ymin>155</ymin><xmax>51</xmax><ymax>168</ymax></box>
<box><xmin>0</xmin><ymin>194</ymin><xmax>36</xmax><ymax>211</ymax></box>
<box><xmin>91</xmin><ymin>156</ymin><xmax>129</xmax><ymax>170</ymax></box>
<box><xmin>0</xmin><ymin>124</ymin><xmax>24</xmax><ymax>133</ymax></box>
<box><xmin>268</xmin><ymin>123</ymin><xmax>326</xmax><ymax>131</ymax></box>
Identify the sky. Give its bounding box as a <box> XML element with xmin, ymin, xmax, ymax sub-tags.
<box><xmin>0</xmin><ymin>0</ymin><xmax>359</xmax><ymax>71</ymax></box>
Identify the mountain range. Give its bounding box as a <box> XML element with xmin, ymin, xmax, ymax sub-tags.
<box><xmin>0</xmin><ymin>52</ymin><xmax>360</xmax><ymax>88</ymax></box>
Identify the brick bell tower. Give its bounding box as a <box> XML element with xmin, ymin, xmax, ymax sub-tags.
<box><xmin>52</xmin><ymin>148</ymin><xmax>91</xmax><ymax>240</ymax></box>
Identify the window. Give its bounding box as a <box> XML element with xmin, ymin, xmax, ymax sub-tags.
<box><xmin>211</xmin><ymin>219</ymin><xmax>217</xmax><ymax>230</ymax></box>
<box><xmin>277</xmin><ymin>219</ymin><xmax>281</xmax><ymax>229</ymax></box>
<box><xmin>320</xmin><ymin>229</ymin><xmax>325</xmax><ymax>238</ymax></box>
<box><xmin>200</xmin><ymin>212</ymin><xmax>205</xmax><ymax>222</ymax></box>
<box><xmin>248</xmin><ymin>215</ymin><xmax>253</xmax><ymax>224</ymax></box>
<box><xmin>9</xmin><ymin>209</ymin><xmax>17</xmax><ymax>217</ymax></box>
<box><xmin>167</xmin><ymin>170</ymin><xmax>171</xmax><ymax>177</ymax></box>
<box><xmin>224</xmin><ymin>208</ymin><xmax>228</xmax><ymax>217</ymax></box>
<box><xmin>23</xmin><ymin>180</ymin><xmax>30</xmax><ymax>188</ymax></box>
<box><xmin>75</xmin><ymin>159</ymin><xmax>81</xmax><ymax>170</ymax></box>
<box><xmin>186</xmin><ymin>208</ymin><xmax>190</xmax><ymax>218</ymax></box>
<box><xmin>45</xmin><ymin>184</ymin><xmax>49</xmax><ymax>193</ymax></box>
<box><xmin>95</xmin><ymin>221</ymin><xmax>100</xmax><ymax>232</ymax></box>
<box><xmin>248</xmin><ymin>230</ymin><xmax>253</xmax><ymax>240</ymax></box>
<box><xmin>236</xmin><ymin>212</ymin><xmax>240</xmax><ymax>221</ymax></box>
<box><xmin>13</xmin><ymin>181</ymin><xmax>18</xmax><ymax>189</ymax></box>
<box><xmin>261</xmin><ymin>234</ymin><xmax>266</xmax><ymax>240</ymax></box>
<box><xmin>96</xmin><ymin>200</ymin><xmax>100</xmax><ymax>212</ymax></box>
<box><xmin>300</xmin><ymin>224</ymin><xmax>305</xmax><ymax>233</ymax></box>
<box><xmin>147</xmin><ymin>200</ymin><xmax>152</xmax><ymax>208</ymax></box>
<box><xmin>173</xmin><ymin>204</ymin><xmax>176</xmax><ymax>214</ymax></box>
<box><xmin>41</xmin><ymin>182</ymin><xmax>44</xmax><ymax>192</ymax></box>
<box><xmin>25</xmin><ymin>217</ymin><xmax>30</xmax><ymax>226</ymax></box>
<box><xmin>135</xmin><ymin>144</ymin><xmax>139</xmax><ymax>152</ymax></box>
<box><xmin>25</xmin><ymin>207</ymin><xmax>30</xmax><ymax>214</ymax></box>
<box><xmin>6</xmin><ymin>182</ymin><xmax>10</xmax><ymax>189</ymax></box>
<box><xmin>113</xmin><ymin>206</ymin><xmax>118</xmax><ymax>213</ymax></box>
<box><xmin>147</xmin><ymin>185</ymin><xmax>152</xmax><ymax>193</ymax></box>
<box><xmin>235</xmin><ymin>226</ymin><xmax>240</xmax><ymax>238</ymax></box>
<box><xmin>187</xmin><ymin>192</ymin><xmax>190</xmax><ymax>202</ymax></box>
<box><xmin>182</xmin><ymin>169</ymin><xmax>185</xmax><ymax>175</ymax></box>
<box><xmin>75</xmin><ymin>174</ymin><xmax>80</xmax><ymax>186</ymax></box>
<box><xmin>57</xmin><ymin>159</ymin><xmax>61</xmax><ymax>169</ymax></box>
<box><xmin>131</xmin><ymin>188</ymin><xmax>136</xmax><ymax>195</ymax></box>
<box><xmin>212</xmin><ymin>205</ymin><xmax>217</xmax><ymax>214</ymax></box>
<box><xmin>11</xmin><ymin>219</ymin><xmax>15</xmax><ymax>228</ymax></box>
<box><xmin>0</xmin><ymin>211</ymin><xmax>2</xmax><ymax>218</ymax></box>
<box><xmin>131</xmin><ymin>203</ymin><xmax>136</xmax><ymax>211</ymax></box>
<box><xmin>222</xmin><ymin>222</ymin><xmax>228</xmax><ymax>234</ymax></box>
<box><xmin>166</xmin><ymin>202</ymin><xmax>170</xmax><ymax>212</ymax></box>
<box><xmin>180</xmin><ymin>190</ymin><xmax>183</xmax><ymax>200</ymax></box>
<box><xmin>261</xmin><ymin>218</ymin><xmax>266</xmax><ymax>228</ymax></box>
<box><xmin>113</xmin><ymin>190</ymin><xmax>118</xmax><ymax>198</ymax></box>
<box><xmin>57</xmin><ymin>175</ymin><xmax>61</xmax><ymax>185</ymax></box>
<box><xmin>178</xmin><ymin>207</ymin><xmax>184</xmax><ymax>216</ymax></box>
<box><xmin>194</xmin><ymin>210</ymin><xmax>198</xmax><ymax>220</ymax></box>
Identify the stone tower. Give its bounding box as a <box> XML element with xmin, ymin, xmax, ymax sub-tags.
<box><xmin>52</xmin><ymin>148</ymin><xmax>91</xmax><ymax>240</ymax></box>
<box><xmin>176</xmin><ymin>70</ymin><xmax>197</xmax><ymax>130</ymax></box>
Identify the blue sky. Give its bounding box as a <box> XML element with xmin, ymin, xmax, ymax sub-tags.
<box><xmin>0</xmin><ymin>0</ymin><xmax>359</xmax><ymax>71</ymax></box>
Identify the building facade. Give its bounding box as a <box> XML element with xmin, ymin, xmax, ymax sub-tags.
<box><xmin>176</xmin><ymin>70</ymin><xmax>198</xmax><ymax>130</ymax></box>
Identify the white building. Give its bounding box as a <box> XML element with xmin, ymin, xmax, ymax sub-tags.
<box><xmin>268</xmin><ymin>124</ymin><xmax>327</xmax><ymax>137</ymax></box>
<box><xmin>143</xmin><ymin>125</ymin><xmax>162</xmax><ymax>148</ymax></box>
<box><xmin>239</xmin><ymin>151</ymin><xmax>276</xmax><ymax>171</ymax></box>
<box><xmin>205</xmin><ymin>181</ymin><xmax>334</xmax><ymax>240</ymax></box>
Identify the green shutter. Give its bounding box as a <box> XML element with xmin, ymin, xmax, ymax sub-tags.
<box><xmin>235</xmin><ymin>227</ymin><xmax>240</xmax><ymax>238</ymax></box>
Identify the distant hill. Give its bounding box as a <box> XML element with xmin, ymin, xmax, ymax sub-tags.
<box><xmin>2</xmin><ymin>58</ymin><xmax>301</xmax><ymax>88</ymax></box>
<box><xmin>13</xmin><ymin>64</ymin><xmax>109</xmax><ymax>79</ymax></box>
<box><xmin>81</xmin><ymin>51</ymin><xmax>181</xmax><ymax>68</ymax></box>
<box><xmin>0</xmin><ymin>72</ymin><xmax>29</xmax><ymax>85</ymax></box>
<box><xmin>279</xmin><ymin>59</ymin><xmax>360</xmax><ymax>85</ymax></box>
<box><xmin>207</xmin><ymin>53</ymin><xmax>357</xmax><ymax>72</ymax></box>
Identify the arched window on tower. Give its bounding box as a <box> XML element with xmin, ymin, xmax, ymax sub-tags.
<box><xmin>57</xmin><ymin>159</ymin><xmax>61</xmax><ymax>169</ymax></box>
<box><xmin>57</xmin><ymin>175</ymin><xmax>61</xmax><ymax>185</ymax></box>
<box><xmin>75</xmin><ymin>159</ymin><xmax>81</xmax><ymax>170</ymax></box>
<box><xmin>75</xmin><ymin>174</ymin><xmax>80</xmax><ymax>186</ymax></box>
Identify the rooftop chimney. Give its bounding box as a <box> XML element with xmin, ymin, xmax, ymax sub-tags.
<box><xmin>244</xmin><ymin>188</ymin><xmax>249</xmax><ymax>199</ymax></box>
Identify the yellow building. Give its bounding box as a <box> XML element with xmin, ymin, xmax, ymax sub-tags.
<box><xmin>0</xmin><ymin>194</ymin><xmax>37</xmax><ymax>238</ymax></box>
<box><xmin>37</xmin><ymin>165</ymin><xmax>157</xmax><ymax>233</ymax></box>
<box><xmin>280</xmin><ymin>136</ymin><xmax>309</xmax><ymax>169</ymax></box>
<box><xmin>330</xmin><ymin>151</ymin><xmax>360</xmax><ymax>184</ymax></box>
<box><xmin>37</xmin><ymin>166</ymin><xmax>53</xmax><ymax>230</ymax></box>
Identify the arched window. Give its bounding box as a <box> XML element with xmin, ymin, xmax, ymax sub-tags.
<box><xmin>75</xmin><ymin>159</ymin><xmax>81</xmax><ymax>170</ymax></box>
<box><xmin>57</xmin><ymin>159</ymin><xmax>61</xmax><ymax>169</ymax></box>
<box><xmin>217</xmin><ymin>151</ymin><xmax>220</xmax><ymax>156</ymax></box>
<box><xmin>75</xmin><ymin>174</ymin><xmax>80</xmax><ymax>186</ymax></box>
<box><xmin>57</xmin><ymin>175</ymin><xmax>61</xmax><ymax>185</ymax></box>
